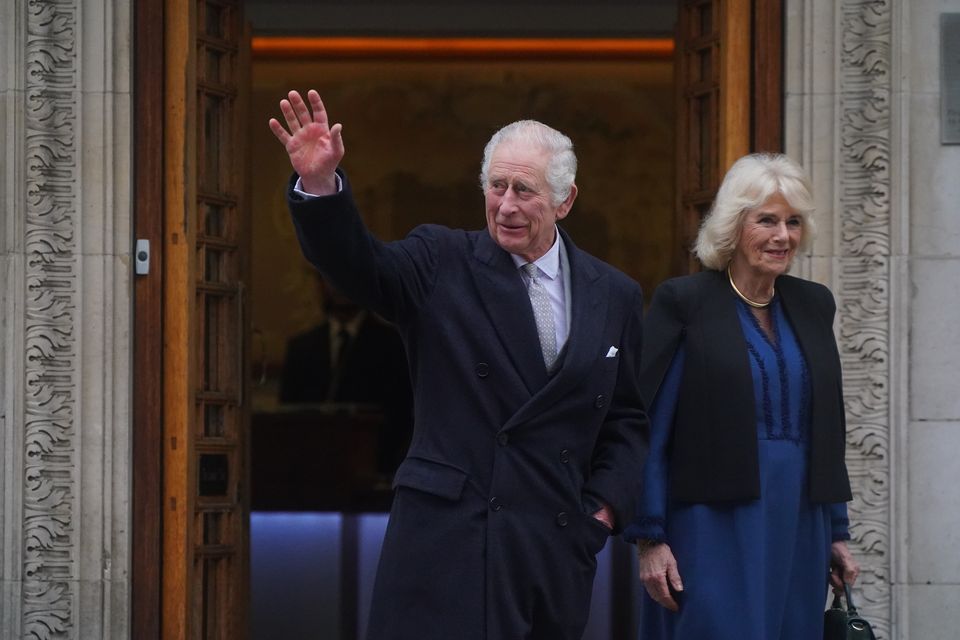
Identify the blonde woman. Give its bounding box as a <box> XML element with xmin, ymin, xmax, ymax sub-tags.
<box><xmin>626</xmin><ymin>154</ymin><xmax>860</xmax><ymax>639</ymax></box>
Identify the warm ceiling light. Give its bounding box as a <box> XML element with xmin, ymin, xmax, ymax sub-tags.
<box><xmin>251</xmin><ymin>36</ymin><xmax>675</xmax><ymax>60</ymax></box>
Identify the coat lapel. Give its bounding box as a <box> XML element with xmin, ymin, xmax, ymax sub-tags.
<box><xmin>469</xmin><ymin>232</ymin><xmax>549</xmax><ymax>394</ymax></box>
<box><xmin>503</xmin><ymin>230</ymin><xmax>608</xmax><ymax>429</ymax></box>
<box><xmin>777</xmin><ymin>277</ymin><xmax>829</xmax><ymax>379</ymax></box>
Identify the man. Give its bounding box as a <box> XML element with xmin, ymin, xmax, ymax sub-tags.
<box><xmin>269</xmin><ymin>89</ymin><xmax>649</xmax><ymax>640</ymax></box>
<box><xmin>279</xmin><ymin>275</ymin><xmax>413</xmax><ymax>474</ymax></box>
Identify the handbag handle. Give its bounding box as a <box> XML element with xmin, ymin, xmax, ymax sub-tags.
<box><xmin>843</xmin><ymin>583</ymin><xmax>859</xmax><ymax>614</ymax></box>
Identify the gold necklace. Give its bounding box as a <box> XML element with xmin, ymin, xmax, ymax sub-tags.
<box><xmin>727</xmin><ymin>267</ymin><xmax>773</xmax><ymax>308</ymax></box>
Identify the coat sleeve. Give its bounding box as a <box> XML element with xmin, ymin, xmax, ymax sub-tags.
<box><xmin>287</xmin><ymin>170</ymin><xmax>442</xmax><ymax>324</ymax></box>
<box><xmin>622</xmin><ymin>343</ymin><xmax>685</xmax><ymax>543</ymax></box>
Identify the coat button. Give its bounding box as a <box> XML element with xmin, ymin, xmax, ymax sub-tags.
<box><xmin>560</xmin><ymin>449</ymin><xmax>570</xmax><ymax>463</ymax></box>
<box><xmin>489</xmin><ymin>497</ymin><xmax>503</xmax><ymax>511</ymax></box>
<box><xmin>475</xmin><ymin>362</ymin><xmax>489</xmax><ymax>378</ymax></box>
<box><xmin>594</xmin><ymin>394</ymin><xmax>606</xmax><ymax>408</ymax></box>
<box><xmin>497</xmin><ymin>433</ymin><xmax>509</xmax><ymax>446</ymax></box>
<box><xmin>556</xmin><ymin>512</ymin><xmax>569</xmax><ymax>527</ymax></box>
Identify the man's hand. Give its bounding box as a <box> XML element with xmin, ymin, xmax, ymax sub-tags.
<box><xmin>638</xmin><ymin>542</ymin><xmax>683</xmax><ymax>612</ymax></box>
<box><xmin>591</xmin><ymin>503</ymin><xmax>615</xmax><ymax>530</ymax></box>
<box><xmin>268</xmin><ymin>89</ymin><xmax>345</xmax><ymax>195</ymax></box>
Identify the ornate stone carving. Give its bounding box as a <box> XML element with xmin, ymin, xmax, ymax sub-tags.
<box><xmin>838</xmin><ymin>0</ymin><xmax>892</xmax><ymax>637</ymax></box>
<box><xmin>22</xmin><ymin>0</ymin><xmax>78</xmax><ymax>637</ymax></box>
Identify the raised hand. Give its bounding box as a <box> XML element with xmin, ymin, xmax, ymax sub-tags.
<box><xmin>268</xmin><ymin>89</ymin><xmax>345</xmax><ymax>195</ymax></box>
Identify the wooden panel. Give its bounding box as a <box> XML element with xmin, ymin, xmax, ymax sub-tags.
<box><xmin>163</xmin><ymin>0</ymin><xmax>197</xmax><ymax>638</ymax></box>
<box><xmin>675</xmin><ymin>0</ymin><xmax>722</xmax><ymax>272</ymax></box>
<box><xmin>674</xmin><ymin>0</ymin><xmax>755</xmax><ymax>273</ymax></box>
<box><xmin>132</xmin><ymin>0</ymin><xmax>166</xmax><ymax>637</ymax></box>
<box><xmin>719</xmin><ymin>0</ymin><xmax>751</xmax><ymax>170</ymax></box>
<box><xmin>159</xmin><ymin>1</ymin><xmax>249</xmax><ymax>637</ymax></box>
<box><xmin>191</xmin><ymin>2</ymin><xmax>249</xmax><ymax>638</ymax></box>
<box><xmin>752</xmin><ymin>0</ymin><xmax>784</xmax><ymax>152</ymax></box>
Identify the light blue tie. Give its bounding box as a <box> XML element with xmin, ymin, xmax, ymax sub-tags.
<box><xmin>522</xmin><ymin>263</ymin><xmax>558</xmax><ymax>370</ymax></box>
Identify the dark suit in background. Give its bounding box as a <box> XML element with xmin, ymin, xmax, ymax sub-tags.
<box><xmin>279</xmin><ymin>310</ymin><xmax>413</xmax><ymax>473</ymax></box>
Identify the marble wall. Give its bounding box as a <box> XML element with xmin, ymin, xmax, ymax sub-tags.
<box><xmin>904</xmin><ymin>1</ymin><xmax>960</xmax><ymax>638</ymax></box>
<box><xmin>0</xmin><ymin>0</ymin><xmax>132</xmax><ymax>638</ymax></box>
<box><xmin>787</xmin><ymin>0</ymin><xmax>960</xmax><ymax>638</ymax></box>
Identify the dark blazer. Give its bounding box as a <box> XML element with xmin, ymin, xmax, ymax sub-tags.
<box><xmin>278</xmin><ymin>314</ymin><xmax>413</xmax><ymax>472</ymax></box>
<box><xmin>288</xmin><ymin>171</ymin><xmax>649</xmax><ymax>640</ymax></box>
<box><xmin>639</xmin><ymin>269</ymin><xmax>852</xmax><ymax>504</ymax></box>
<box><xmin>278</xmin><ymin>314</ymin><xmax>410</xmax><ymax>406</ymax></box>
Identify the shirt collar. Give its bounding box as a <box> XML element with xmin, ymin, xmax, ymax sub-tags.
<box><xmin>329</xmin><ymin>311</ymin><xmax>367</xmax><ymax>338</ymax></box>
<box><xmin>510</xmin><ymin>226</ymin><xmax>561</xmax><ymax>280</ymax></box>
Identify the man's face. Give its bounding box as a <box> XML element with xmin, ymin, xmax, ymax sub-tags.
<box><xmin>484</xmin><ymin>141</ymin><xmax>576</xmax><ymax>263</ymax></box>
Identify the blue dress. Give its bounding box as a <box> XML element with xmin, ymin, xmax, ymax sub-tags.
<box><xmin>625</xmin><ymin>297</ymin><xmax>850</xmax><ymax>640</ymax></box>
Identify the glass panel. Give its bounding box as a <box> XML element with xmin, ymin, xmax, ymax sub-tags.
<box><xmin>204</xmin><ymin>295</ymin><xmax>221</xmax><ymax>391</ymax></box>
<box><xmin>204</xmin><ymin>403</ymin><xmax>225</xmax><ymax>438</ymax></box>
<box><xmin>201</xmin><ymin>556</ymin><xmax>223</xmax><ymax>638</ymax></box>
<box><xmin>203</xmin><ymin>511</ymin><xmax>225</xmax><ymax>545</ymax></box>
<box><xmin>204</xmin><ymin>202</ymin><xmax>224</xmax><ymax>237</ymax></box>
<box><xmin>698</xmin><ymin>47</ymin><xmax>712</xmax><ymax>83</ymax></box>
<box><xmin>203</xmin><ymin>95</ymin><xmax>223</xmax><ymax>192</ymax></box>
<box><xmin>205</xmin><ymin>2</ymin><xmax>224</xmax><ymax>38</ymax></box>
<box><xmin>205</xmin><ymin>247</ymin><xmax>222</xmax><ymax>283</ymax></box>
<box><xmin>698</xmin><ymin>2</ymin><xmax>714</xmax><ymax>37</ymax></box>
<box><xmin>205</xmin><ymin>48</ymin><xmax>222</xmax><ymax>84</ymax></box>
<box><xmin>199</xmin><ymin>454</ymin><xmax>229</xmax><ymax>496</ymax></box>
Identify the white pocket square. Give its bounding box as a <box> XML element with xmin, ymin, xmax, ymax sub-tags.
<box><xmin>605</xmin><ymin>346</ymin><xmax>619</xmax><ymax>358</ymax></box>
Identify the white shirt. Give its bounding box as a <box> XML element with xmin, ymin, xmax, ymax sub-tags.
<box><xmin>328</xmin><ymin>312</ymin><xmax>366</xmax><ymax>369</ymax></box>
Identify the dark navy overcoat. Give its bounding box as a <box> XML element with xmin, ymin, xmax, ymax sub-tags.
<box><xmin>288</xmin><ymin>172</ymin><xmax>649</xmax><ymax>640</ymax></box>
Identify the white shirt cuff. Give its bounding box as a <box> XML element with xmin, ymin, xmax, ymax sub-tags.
<box><xmin>293</xmin><ymin>173</ymin><xmax>343</xmax><ymax>199</ymax></box>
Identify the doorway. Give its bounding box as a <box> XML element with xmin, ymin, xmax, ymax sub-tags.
<box><xmin>246</xmin><ymin>38</ymin><xmax>676</xmax><ymax>640</ymax></box>
<box><xmin>132</xmin><ymin>1</ymin><xmax>783</xmax><ymax>638</ymax></box>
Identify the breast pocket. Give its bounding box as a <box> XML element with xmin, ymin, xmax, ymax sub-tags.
<box><xmin>392</xmin><ymin>456</ymin><xmax>468</xmax><ymax>501</ymax></box>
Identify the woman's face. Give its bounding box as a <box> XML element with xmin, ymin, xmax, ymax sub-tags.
<box><xmin>732</xmin><ymin>193</ymin><xmax>803</xmax><ymax>279</ymax></box>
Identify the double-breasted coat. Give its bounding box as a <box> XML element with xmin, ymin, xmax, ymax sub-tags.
<box><xmin>287</xmin><ymin>171</ymin><xmax>650</xmax><ymax>640</ymax></box>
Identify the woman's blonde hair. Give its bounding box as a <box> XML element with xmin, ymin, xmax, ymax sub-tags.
<box><xmin>694</xmin><ymin>153</ymin><xmax>816</xmax><ymax>270</ymax></box>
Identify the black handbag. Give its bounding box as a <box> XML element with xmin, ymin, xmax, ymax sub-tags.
<box><xmin>823</xmin><ymin>583</ymin><xmax>877</xmax><ymax>640</ymax></box>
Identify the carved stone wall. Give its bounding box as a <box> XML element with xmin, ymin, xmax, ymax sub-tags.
<box><xmin>785</xmin><ymin>0</ymin><xmax>896</xmax><ymax>637</ymax></box>
<box><xmin>836</xmin><ymin>0</ymin><xmax>893</xmax><ymax>636</ymax></box>
<box><xmin>22</xmin><ymin>1</ymin><xmax>81</xmax><ymax>637</ymax></box>
<box><xmin>1</xmin><ymin>0</ymin><xmax>132</xmax><ymax>638</ymax></box>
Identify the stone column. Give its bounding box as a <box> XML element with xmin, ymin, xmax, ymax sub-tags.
<box><xmin>0</xmin><ymin>0</ymin><xmax>132</xmax><ymax>638</ymax></box>
<box><xmin>785</xmin><ymin>0</ymin><xmax>900</xmax><ymax>638</ymax></box>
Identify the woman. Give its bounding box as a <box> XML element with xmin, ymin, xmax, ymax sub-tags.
<box><xmin>625</xmin><ymin>153</ymin><xmax>860</xmax><ymax>639</ymax></box>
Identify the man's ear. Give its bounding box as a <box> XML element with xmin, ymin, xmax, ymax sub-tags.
<box><xmin>556</xmin><ymin>184</ymin><xmax>578</xmax><ymax>221</ymax></box>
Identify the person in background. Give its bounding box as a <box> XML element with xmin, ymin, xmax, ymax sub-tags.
<box><xmin>625</xmin><ymin>153</ymin><xmax>860</xmax><ymax>639</ymax></box>
<box><xmin>269</xmin><ymin>89</ymin><xmax>649</xmax><ymax>640</ymax></box>
<box><xmin>279</xmin><ymin>275</ymin><xmax>413</xmax><ymax>475</ymax></box>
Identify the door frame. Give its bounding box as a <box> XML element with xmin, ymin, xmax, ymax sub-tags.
<box><xmin>132</xmin><ymin>0</ymin><xmax>165</xmax><ymax>637</ymax></box>
<box><xmin>131</xmin><ymin>1</ymin><xmax>785</xmax><ymax>636</ymax></box>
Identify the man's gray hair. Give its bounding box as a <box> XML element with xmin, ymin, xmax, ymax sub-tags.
<box><xmin>479</xmin><ymin>120</ymin><xmax>577</xmax><ymax>207</ymax></box>
<box><xmin>694</xmin><ymin>153</ymin><xmax>816</xmax><ymax>270</ymax></box>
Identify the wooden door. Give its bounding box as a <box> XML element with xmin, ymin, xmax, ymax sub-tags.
<box><xmin>162</xmin><ymin>0</ymin><xmax>250</xmax><ymax>638</ymax></box>
<box><xmin>674</xmin><ymin>0</ymin><xmax>783</xmax><ymax>272</ymax></box>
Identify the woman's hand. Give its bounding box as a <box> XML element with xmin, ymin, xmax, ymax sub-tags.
<box><xmin>829</xmin><ymin>540</ymin><xmax>860</xmax><ymax>591</ymax></box>
<box><xmin>638</xmin><ymin>541</ymin><xmax>684</xmax><ymax>612</ymax></box>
